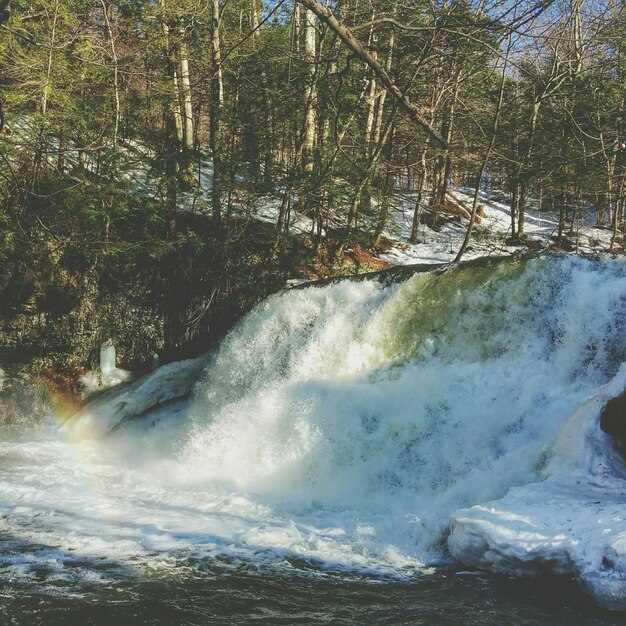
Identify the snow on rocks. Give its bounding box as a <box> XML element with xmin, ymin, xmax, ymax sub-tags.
<box><xmin>449</xmin><ymin>362</ymin><xmax>626</xmax><ymax>610</ymax></box>
<box><xmin>67</xmin><ymin>355</ymin><xmax>209</xmax><ymax>439</ymax></box>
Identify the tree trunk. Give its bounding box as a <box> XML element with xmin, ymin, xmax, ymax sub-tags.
<box><xmin>158</xmin><ymin>0</ymin><xmax>182</xmax><ymax>222</ymax></box>
<box><xmin>162</xmin><ymin>28</ymin><xmax>184</xmax><ymax>145</ymax></box>
<box><xmin>210</xmin><ymin>0</ymin><xmax>224</xmax><ymax>225</ymax></box>
<box><xmin>558</xmin><ymin>192</ymin><xmax>567</xmax><ymax>240</ymax></box>
<box><xmin>293</xmin><ymin>1</ymin><xmax>301</xmax><ymax>53</ymax></box>
<box><xmin>178</xmin><ymin>36</ymin><xmax>195</xmax><ymax>186</ymax></box>
<box><xmin>57</xmin><ymin>131</ymin><xmax>67</xmax><ymax>172</ymax></box>
<box><xmin>455</xmin><ymin>29</ymin><xmax>512</xmax><ymax>262</ymax></box>
<box><xmin>301</xmin><ymin>8</ymin><xmax>317</xmax><ymax>174</ymax></box>
<box><xmin>101</xmin><ymin>0</ymin><xmax>120</xmax><ymax>147</ymax></box>
<box><xmin>374</xmin><ymin>126</ymin><xmax>395</xmax><ymax>243</ymax></box>
<box><xmin>516</xmin><ymin>99</ymin><xmax>541</xmax><ymax>238</ymax></box>
<box><xmin>411</xmin><ymin>150</ymin><xmax>428</xmax><ymax>244</ymax></box>
<box><xmin>372</xmin><ymin>12</ymin><xmax>395</xmax><ymax>149</ymax></box>
<box><xmin>347</xmin><ymin>108</ymin><xmax>398</xmax><ymax>230</ymax></box>
<box><xmin>430</xmin><ymin>63</ymin><xmax>461</xmax><ymax>213</ymax></box>
<box><xmin>364</xmin><ymin>63</ymin><xmax>377</xmax><ymax>151</ymax></box>
<box><xmin>33</xmin><ymin>0</ymin><xmax>60</xmax><ymax>186</ymax></box>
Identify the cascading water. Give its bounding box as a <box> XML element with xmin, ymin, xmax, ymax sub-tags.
<box><xmin>2</xmin><ymin>254</ymin><xmax>626</xmax><ymax>619</ymax></box>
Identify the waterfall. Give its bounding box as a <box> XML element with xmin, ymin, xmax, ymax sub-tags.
<box><xmin>3</xmin><ymin>254</ymin><xmax>626</xmax><ymax>607</ymax></box>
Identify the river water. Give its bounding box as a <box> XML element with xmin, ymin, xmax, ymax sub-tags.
<box><xmin>2</xmin><ymin>254</ymin><xmax>626</xmax><ymax>622</ymax></box>
<box><xmin>2</xmin><ymin>560</ymin><xmax>624</xmax><ymax>624</ymax></box>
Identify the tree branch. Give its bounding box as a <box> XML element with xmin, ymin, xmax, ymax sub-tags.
<box><xmin>294</xmin><ymin>0</ymin><xmax>448</xmax><ymax>149</ymax></box>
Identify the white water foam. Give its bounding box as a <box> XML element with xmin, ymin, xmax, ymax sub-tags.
<box><xmin>3</xmin><ymin>255</ymin><xmax>626</xmax><ymax>603</ymax></box>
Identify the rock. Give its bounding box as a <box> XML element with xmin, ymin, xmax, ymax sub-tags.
<box><xmin>600</xmin><ymin>390</ymin><xmax>626</xmax><ymax>443</ymax></box>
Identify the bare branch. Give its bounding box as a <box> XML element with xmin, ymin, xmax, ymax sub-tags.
<box><xmin>295</xmin><ymin>0</ymin><xmax>448</xmax><ymax>149</ymax></box>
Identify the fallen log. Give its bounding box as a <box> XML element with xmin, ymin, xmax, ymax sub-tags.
<box><xmin>420</xmin><ymin>192</ymin><xmax>483</xmax><ymax>228</ymax></box>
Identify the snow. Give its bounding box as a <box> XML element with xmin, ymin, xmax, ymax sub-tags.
<box><xmin>449</xmin><ymin>362</ymin><xmax>626</xmax><ymax>610</ymax></box>
<box><xmin>242</xmin><ymin>185</ymin><xmax>615</xmax><ymax>267</ymax></box>
<box><xmin>67</xmin><ymin>355</ymin><xmax>209</xmax><ymax>439</ymax></box>
<box><xmin>80</xmin><ymin>367</ymin><xmax>133</xmax><ymax>394</ymax></box>
<box><xmin>379</xmin><ymin>187</ymin><xmax>616</xmax><ymax>266</ymax></box>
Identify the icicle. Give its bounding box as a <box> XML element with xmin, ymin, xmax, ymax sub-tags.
<box><xmin>100</xmin><ymin>339</ymin><xmax>116</xmax><ymax>376</ymax></box>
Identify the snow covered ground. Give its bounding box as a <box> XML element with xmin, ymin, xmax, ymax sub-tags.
<box><xmin>378</xmin><ymin>187</ymin><xmax>617</xmax><ymax>266</ymax></box>
<box><xmin>5</xmin><ymin>122</ymin><xmax>617</xmax><ymax>269</ymax></box>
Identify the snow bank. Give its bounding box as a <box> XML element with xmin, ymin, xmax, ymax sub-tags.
<box><xmin>380</xmin><ymin>188</ymin><xmax>615</xmax><ymax>266</ymax></box>
<box><xmin>449</xmin><ymin>363</ymin><xmax>626</xmax><ymax>610</ymax></box>
<box><xmin>66</xmin><ymin>355</ymin><xmax>208</xmax><ymax>439</ymax></box>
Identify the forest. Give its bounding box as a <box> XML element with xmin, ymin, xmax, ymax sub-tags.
<box><xmin>0</xmin><ymin>0</ymin><xmax>624</xmax><ymax>265</ymax></box>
